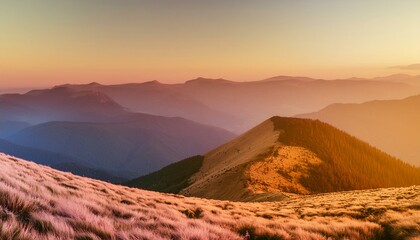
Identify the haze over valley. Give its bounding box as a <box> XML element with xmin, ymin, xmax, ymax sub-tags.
<box><xmin>60</xmin><ymin>75</ymin><xmax>420</xmax><ymax>133</ymax></box>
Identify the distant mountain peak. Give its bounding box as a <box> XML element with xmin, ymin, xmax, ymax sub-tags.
<box><xmin>185</xmin><ymin>77</ymin><xmax>233</xmax><ymax>84</ymax></box>
<box><xmin>261</xmin><ymin>76</ymin><xmax>317</xmax><ymax>82</ymax></box>
<box><xmin>142</xmin><ymin>80</ymin><xmax>162</xmax><ymax>84</ymax></box>
<box><xmin>87</xmin><ymin>81</ymin><xmax>102</xmax><ymax>86</ymax></box>
<box><xmin>53</xmin><ymin>82</ymin><xmax>103</xmax><ymax>89</ymax></box>
<box><xmin>27</xmin><ymin>86</ymin><xmax>116</xmax><ymax>104</ymax></box>
<box><xmin>27</xmin><ymin>86</ymin><xmax>76</xmax><ymax>96</ymax></box>
<box><xmin>70</xmin><ymin>90</ymin><xmax>119</xmax><ymax>105</ymax></box>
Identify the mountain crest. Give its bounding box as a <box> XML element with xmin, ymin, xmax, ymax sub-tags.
<box><xmin>129</xmin><ymin>117</ymin><xmax>420</xmax><ymax>202</ymax></box>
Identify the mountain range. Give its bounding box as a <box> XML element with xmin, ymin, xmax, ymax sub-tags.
<box><xmin>1</xmin><ymin>75</ymin><xmax>420</xmax><ymax>183</ymax></box>
<box><xmin>0</xmin><ymin>86</ymin><xmax>235</xmax><ymax>180</ymax></box>
<box><xmin>59</xmin><ymin>75</ymin><xmax>420</xmax><ymax>133</ymax></box>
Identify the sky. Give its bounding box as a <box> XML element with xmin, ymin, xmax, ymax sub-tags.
<box><xmin>1</xmin><ymin>0</ymin><xmax>420</xmax><ymax>89</ymax></box>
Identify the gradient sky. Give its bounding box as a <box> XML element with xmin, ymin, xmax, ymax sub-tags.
<box><xmin>1</xmin><ymin>0</ymin><xmax>420</xmax><ymax>89</ymax></box>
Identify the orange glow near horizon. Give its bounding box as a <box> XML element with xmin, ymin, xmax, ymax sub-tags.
<box><xmin>1</xmin><ymin>1</ymin><xmax>420</xmax><ymax>89</ymax></box>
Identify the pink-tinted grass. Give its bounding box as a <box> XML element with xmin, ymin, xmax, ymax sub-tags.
<box><xmin>0</xmin><ymin>153</ymin><xmax>419</xmax><ymax>239</ymax></box>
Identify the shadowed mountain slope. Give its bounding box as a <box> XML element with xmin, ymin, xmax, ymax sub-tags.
<box><xmin>129</xmin><ymin>117</ymin><xmax>420</xmax><ymax>202</ymax></box>
<box><xmin>0</xmin><ymin>139</ymin><xmax>122</xmax><ymax>182</ymax></box>
<box><xmin>0</xmin><ymin>120</ymin><xmax>31</xmax><ymax>138</ymax></box>
<box><xmin>125</xmin><ymin>155</ymin><xmax>204</xmax><ymax>194</ymax></box>
<box><xmin>7</xmin><ymin>116</ymin><xmax>235</xmax><ymax>179</ymax></box>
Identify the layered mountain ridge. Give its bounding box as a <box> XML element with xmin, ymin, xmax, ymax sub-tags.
<box><xmin>0</xmin><ymin>87</ymin><xmax>235</xmax><ymax>180</ymax></box>
<box><xmin>58</xmin><ymin>75</ymin><xmax>420</xmax><ymax>133</ymax></box>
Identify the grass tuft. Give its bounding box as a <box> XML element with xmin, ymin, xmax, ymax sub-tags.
<box><xmin>181</xmin><ymin>207</ymin><xmax>204</xmax><ymax>219</ymax></box>
<box><xmin>60</xmin><ymin>183</ymin><xmax>78</xmax><ymax>190</ymax></box>
<box><xmin>32</xmin><ymin>219</ymin><xmax>55</xmax><ymax>234</ymax></box>
<box><xmin>120</xmin><ymin>199</ymin><xmax>134</xmax><ymax>205</ymax></box>
<box><xmin>0</xmin><ymin>191</ymin><xmax>38</xmax><ymax>224</ymax></box>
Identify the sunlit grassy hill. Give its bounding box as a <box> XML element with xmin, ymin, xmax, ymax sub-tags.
<box><xmin>130</xmin><ymin>117</ymin><xmax>420</xmax><ymax>202</ymax></box>
<box><xmin>271</xmin><ymin>117</ymin><xmax>420</xmax><ymax>192</ymax></box>
<box><xmin>0</xmin><ymin>153</ymin><xmax>419</xmax><ymax>239</ymax></box>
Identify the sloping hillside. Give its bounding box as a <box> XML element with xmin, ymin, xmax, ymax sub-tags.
<box><xmin>298</xmin><ymin>95</ymin><xmax>420</xmax><ymax>166</ymax></box>
<box><xmin>7</xmin><ymin>116</ymin><xmax>235</xmax><ymax>179</ymax></box>
<box><xmin>0</xmin><ymin>153</ymin><xmax>419</xmax><ymax>239</ymax></box>
<box><xmin>130</xmin><ymin>117</ymin><xmax>420</xmax><ymax>201</ymax></box>
<box><xmin>270</xmin><ymin>117</ymin><xmax>420</xmax><ymax>192</ymax></box>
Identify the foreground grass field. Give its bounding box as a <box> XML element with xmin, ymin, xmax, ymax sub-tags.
<box><xmin>0</xmin><ymin>153</ymin><xmax>419</xmax><ymax>240</ymax></box>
